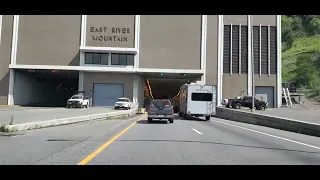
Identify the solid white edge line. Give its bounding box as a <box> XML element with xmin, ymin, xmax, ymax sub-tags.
<box><xmin>211</xmin><ymin>119</ymin><xmax>320</xmax><ymax>150</ymax></box>
<box><xmin>192</xmin><ymin>128</ymin><xmax>203</xmax><ymax>135</ymax></box>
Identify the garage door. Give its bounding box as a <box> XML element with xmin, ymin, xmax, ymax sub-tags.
<box><xmin>93</xmin><ymin>83</ymin><xmax>124</xmax><ymax>107</ymax></box>
<box><xmin>255</xmin><ymin>86</ymin><xmax>274</xmax><ymax>108</ymax></box>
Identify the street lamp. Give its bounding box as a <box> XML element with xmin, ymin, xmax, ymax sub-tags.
<box><xmin>249</xmin><ymin>15</ymin><xmax>255</xmax><ymax>113</ymax></box>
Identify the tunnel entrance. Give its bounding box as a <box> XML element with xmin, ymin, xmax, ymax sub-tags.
<box><xmin>140</xmin><ymin>72</ymin><xmax>202</xmax><ymax>112</ymax></box>
<box><xmin>13</xmin><ymin>69</ymin><xmax>79</xmax><ymax>107</ymax></box>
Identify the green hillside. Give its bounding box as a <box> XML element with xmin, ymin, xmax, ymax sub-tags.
<box><xmin>282</xmin><ymin>15</ymin><xmax>320</xmax><ymax>100</ymax></box>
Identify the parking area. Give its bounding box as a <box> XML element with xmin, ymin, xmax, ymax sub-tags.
<box><xmin>0</xmin><ymin>106</ymin><xmax>57</xmax><ymax>112</ymax></box>
<box><xmin>0</xmin><ymin>107</ymin><xmax>124</xmax><ymax>125</ymax></box>
<box><xmin>252</xmin><ymin>107</ymin><xmax>320</xmax><ymax>124</ymax></box>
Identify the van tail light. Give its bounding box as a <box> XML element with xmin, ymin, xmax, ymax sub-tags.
<box><xmin>165</xmin><ymin>105</ymin><xmax>170</xmax><ymax>107</ymax></box>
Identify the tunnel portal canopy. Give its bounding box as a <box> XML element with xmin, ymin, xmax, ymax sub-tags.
<box><xmin>139</xmin><ymin>72</ymin><xmax>203</xmax><ymax>100</ymax></box>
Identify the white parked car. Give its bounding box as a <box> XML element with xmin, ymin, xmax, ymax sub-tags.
<box><xmin>66</xmin><ymin>94</ymin><xmax>89</xmax><ymax>108</ymax></box>
<box><xmin>114</xmin><ymin>97</ymin><xmax>132</xmax><ymax>110</ymax></box>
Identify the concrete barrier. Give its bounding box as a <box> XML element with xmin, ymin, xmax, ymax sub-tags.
<box><xmin>6</xmin><ymin>108</ymin><xmax>138</xmax><ymax>131</ymax></box>
<box><xmin>215</xmin><ymin>106</ymin><xmax>320</xmax><ymax>137</ymax></box>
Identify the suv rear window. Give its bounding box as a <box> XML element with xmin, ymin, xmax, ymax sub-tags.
<box><xmin>71</xmin><ymin>95</ymin><xmax>82</xmax><ymax>99</ymax></box>
<box><xmin>150</xmin><ymin>100</ymin><xmax>171</xmax><ymax>107</ymax></box>
<box><xmin>117</xmin><ymin>98</ymin><xmax>129</xmax><ymax>102</ymax></box>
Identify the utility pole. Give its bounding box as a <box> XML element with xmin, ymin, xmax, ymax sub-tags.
<box><xmin>249</xmin><ymin>15</ymin><xmax>255</xmax><ymax>113</ymax></box>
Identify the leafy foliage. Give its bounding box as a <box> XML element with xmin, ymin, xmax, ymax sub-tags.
<box><xmin>282</xmin><ymin>15</ymin><xmax>320</xmax><ymax>99</ymax></box>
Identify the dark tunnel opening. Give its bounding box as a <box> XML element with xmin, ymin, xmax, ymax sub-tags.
<box><xmin>13</xmin><ymin>69</ymin><xmax>79</xmax><ymax>107</ymax></box>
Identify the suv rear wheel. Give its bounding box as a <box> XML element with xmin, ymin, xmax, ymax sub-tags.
<box><xmin>169</xmin><ymin>118</ymin><xmax>174</xmax><ymax>123</ymax></box>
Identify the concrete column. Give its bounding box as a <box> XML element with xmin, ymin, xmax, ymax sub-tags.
<box><xmin>7</xmin><ymin>69</ymin><xmax>15</xmax><ymax>105</ymax></box>
<box><xmin>78</xmin><ymin>71</ymin><xmax>84</xmax><ymax>91</ymax></box>
<box><xmin>132</xmin><ymin>74</ymin><xmax>139</xmax><ymax>107</ymax></box>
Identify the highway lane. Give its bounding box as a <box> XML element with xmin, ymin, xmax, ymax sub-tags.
<box><xmin>0</xmin><ymin>107</ymin><xmax>116</xmax><ymax>125</ymax></box>
<box><xmin>1</xmin><ymin>114</ymin><xmax>320</xmax><ymax>165</ymax></box>
<box><xmin>0</xmin><ymin>115</ymin><xmax>140</xmax><ymax>165</ymax></box>
<box><xmin>87</xmin><ymin>117</ymin><xmax>320</xmax><ymax>165</ymax></box>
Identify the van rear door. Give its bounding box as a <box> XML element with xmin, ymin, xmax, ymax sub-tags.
<box><xmin>188</xmin><ymin>92</ymin><xmax>213</xmax><ymax>115</ymax></box>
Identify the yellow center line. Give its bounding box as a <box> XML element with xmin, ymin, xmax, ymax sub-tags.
<box><xmin>77</xmin><ymin>115</ymin><xmax>146</xmax><ymax>165</ymax></box>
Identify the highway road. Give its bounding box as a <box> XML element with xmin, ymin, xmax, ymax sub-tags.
<box><xmin>1</xmin><ymin>114</ymin><xmax>320</xmax><ymax>165</ymax></box>
<box><xmin>0</xmin><ymin>107</ymin><xmax>115</xmax><ymax>125</ymax></box>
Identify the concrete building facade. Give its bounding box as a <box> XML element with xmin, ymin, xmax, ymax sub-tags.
<box><xmin>0</xmin><ymin>15</ymin><xmax>282</xmax><ymax>108</ymax></box>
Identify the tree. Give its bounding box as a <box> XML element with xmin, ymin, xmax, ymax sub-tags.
<box><xmin>282</xmin><ymin>16</ymin><xmax>295</xmax><ymax>50</ymax></box>
<box><xmin>294</xmin><ymin>53</ymin><xmax>320</xmax><ymax>89</ymax></box>
<box><xmin>309</xmin><ymin>18</ymin><xmax>320</xmax><ymax>35</ymax></box>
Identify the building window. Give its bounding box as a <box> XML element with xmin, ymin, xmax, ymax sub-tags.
<box><xmin>101</xmin><ymin>53</ymin><xmax>109</xmax><ymax>65</ymax></box>
<box><xmin>223</xmin><ymin>25</ymin><xmax>231</xmax><ymax>74</ymax></box>
<box><xmin>252</xmin><ymin>25</ymin><xmax>277</xmax><ymax>75</ymax></box>
<box><xmin>85</xmin><ymin>53</ymin><xmax>93</xmax><ymax>64</ymax></box>
<box><xmin>241</xmin><ymin>26</ymin><xmax>248</xmax><ymax>74</ymax></box>
<box><xmin>85</xmin><ymin>53</ymin><xmax>109</xmax><ymax>65</ymax></box>
<box><xmin>224</xmin><ymin>24</ymin><xmax>277</xmax><ymax>75</ymax></box>
<box><xmin>260</xmin><ymin>26</ymin><xmax>268</xmax><ymax>75</ymax></box>
<box><xmin>270</xmin><ymin>26</ymin><xmax>277</xmax><ymax>75</ymax></box>
<box><xmin>111</xmin><ymin>53</ymin><xmax>134</xmax><ymax>66</ymax></box>
<box><xmin>84</xmin><ymin>52</ymin><xmax>135</xmax><ymax>66</ymax></box>
<box><xmin>92</xmin><ymin>53</ymin><xmax>101</xmax><ymax>64</ymax></box>
<box><xmin>253</xmin><ymin>26</ymin><xmax>260</xmax><ymax>74</ymax></box>
<box><xmin>224</xmin><ymin>25</ymin><xmax>249</xmax><ymax>74</ymax></box>
<box><xmin>232</xmin><ymin>25</ymin><xmax>240</xmax><ymax>74</ymax></box>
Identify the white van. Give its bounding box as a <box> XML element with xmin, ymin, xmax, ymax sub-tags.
<box><xmin>179</xmin><ymin>83</ymin><xmax>216</xmax><ymax>120</ymax></box>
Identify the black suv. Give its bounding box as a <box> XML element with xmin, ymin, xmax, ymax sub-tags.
<box><xmin>231</xmin><ymin>96</ymin><xmax>268</xmax><ymax>110</ymax></box>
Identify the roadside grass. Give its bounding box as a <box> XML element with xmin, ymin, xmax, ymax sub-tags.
<box><xmin>283</xmin><ymin>36</ymin><xmax>320</xmax><ymax>59</ymax></box>
<box><xmin>282</xmin><ymin>36</ymin><xmax>320</xmax><ymax>100</ymax></box>
<box><xmin>282</xmin><ymin>36</ymin><xmax>320</xmax><ymax>81</ymax></box>
<box><xmin>0</xmin><ymin>124</ymin><xmax>19</xmax><ymax>136</ymax></box>
<box><xmin>0</xmin><ymin>115</ymin><xmax>15</xmax><ymax>133</ymax></box>
<box><xmin>0</xmin><ymin>124</ymin><xmax>10</xmax><ymax>133</ymax></box>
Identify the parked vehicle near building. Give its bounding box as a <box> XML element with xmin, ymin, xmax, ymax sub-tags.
<box><xmin>231</xmin><ymin>96</ymin><xmax>267</xmax><ymax>110</ymax></box>
<box><xmin>66</xmin><ymin>93</ymin><xmax>89</xmax><ymax>108</ymax></box>
<box><xmin>114</xmin><ymin>97</ymin><xmax>132</xmax><ymax>110</ymax></box>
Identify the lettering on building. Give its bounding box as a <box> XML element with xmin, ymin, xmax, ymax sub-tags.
<box><xmin>90</xmin><ymin>26</ymin><xmax>131</xmax><ymax>42</ymax></box>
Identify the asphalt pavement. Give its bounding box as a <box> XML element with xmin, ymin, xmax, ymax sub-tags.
<box><xmin>1</xmin><ymin>114</ymin><xmax>320</xmax><ymax>165</ymax></box>
<box><xmin>0</xmin><ymin>107</ymin><xmax>117</xmax><ymax>125</ymax></box>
